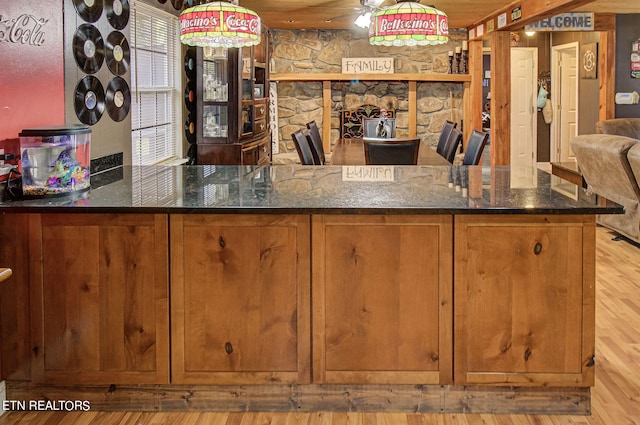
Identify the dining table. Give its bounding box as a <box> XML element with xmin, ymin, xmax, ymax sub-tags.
<box><xmin>330</xmin><ymin>137</ymin><xmax>451</xmax><ymax>166</ymax></box>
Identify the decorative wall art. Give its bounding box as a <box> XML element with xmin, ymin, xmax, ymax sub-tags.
<box><xmin>581</xmin><ymin>42</ymin><xmax>598</xmax><ymax>79</ymax></box>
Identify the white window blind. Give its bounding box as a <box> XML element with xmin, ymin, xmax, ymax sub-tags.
<box><xmin>130</xmin><ymin>1</ymin><xmax>181</xmax><ymax>165</ymax></box>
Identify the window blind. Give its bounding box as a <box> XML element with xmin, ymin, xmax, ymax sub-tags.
<box><xmin>130</xmin><ymin>1</ymin><xmax>181</xmax><ymax>165</ymax></box>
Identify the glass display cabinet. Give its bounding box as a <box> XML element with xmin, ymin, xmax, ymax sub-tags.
<box><xmin>195</xmin><ymin>26</ymin><xmax>270</xmax><ymax>165</ymax></box>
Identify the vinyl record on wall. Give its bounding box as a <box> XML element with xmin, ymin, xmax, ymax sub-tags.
<box><xmin>106</xmin><ymin>0</ymin><xmax>130</xmax><ymax>30</ymax></box>
<box><xmin>73</xmin><ymin>0</ymin><xmax>104</xmax><ymax>23</ymax></box>
<box><xmin>184</xmin><ymin>48</ymin><xmax>196</xmax><ymax>77</ymax></box>
<box><xmin>171</xmin><ymin>0</ymin><xmax>184</xmax><ymax>10</ymax></box>
<box><xmin>73</xmin><ymin>24</ymin><xmax>105</xmax><ymax>74</ymax></box>
<box><xmin>157</xmin><ymin>0</ymin><xmax>167</xmax><ymax>4</ymax></box>
<box><xmin>186</xmin><ymin>143</ymin><xmax>197</xmax><ymax>164</ymax></box>
<box><xmin>184</xmin><ymin>81</ymin><xmax>196</xmax><ymax>112</ymax></box>
<box><xmin>74</xmin><ymin>76</ymin><xmax>105</xmax><ymax>125</ymax></box>
<box><xmin>185</xmin><ymin>113</ymin><xmax>196</xmax><ymax>143</ymax></box>
<box><xmin>105</xmin><ymin>77</ymin><xmax>131</xmax><ymax>122</ymax></box>
<box><xmin>105</xmin><ymin>31</ymin><xmax>130</xmax><ymax>76</ymax></box>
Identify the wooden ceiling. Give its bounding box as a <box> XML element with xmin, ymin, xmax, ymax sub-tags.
<box><xmin>238</xmin><ymin>0</ymin><xmax>640</xmax><ymax>30</ymax></box>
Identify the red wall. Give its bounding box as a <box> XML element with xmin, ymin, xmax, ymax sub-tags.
<box><xmin>0</xmin><ymin>0</ymin><xmax>64</xmax><ymax>144</ymax></box>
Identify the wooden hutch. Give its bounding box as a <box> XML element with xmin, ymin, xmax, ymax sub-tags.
<box><xmin>195</xmin><ymin>26</ymin><xmax>271</xmax><ymax>165</ymax></box>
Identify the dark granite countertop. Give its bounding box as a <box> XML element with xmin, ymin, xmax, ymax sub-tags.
<box><xmin>0</xmin><ymin>165</ymin><xmax>624</xmax><ymax>215</ymax></box>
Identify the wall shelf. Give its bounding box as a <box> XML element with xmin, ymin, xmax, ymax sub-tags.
<box><xmin>271</xmin><ymin>73</ymin><xmax>471</xmax><ymax>83</ymax></box>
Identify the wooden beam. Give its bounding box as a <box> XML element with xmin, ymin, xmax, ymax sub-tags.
<box><xmin>409</xmin><ymin>81</ymin><xmax>417</xmax><ymax>138</ymax></box>
<box><xmin>490</xmin><ymin>31</ymin><xmax>511</xmax><ymax>166</ymax></box>
<box><xmin>467</xmin><ymin>0</ymin><xmax>598</xmax><ymax>39</ymax></box>
<box><xmin>322</xmin><ymin>81</ymin><xmax>332</xmax><ymax>153</ymax></box>
<box><xmin>465</xmin><ymin>40</ymin><xmax>484</xmax><ymax>148</ymax></box>
<box><xmin>596</xmin><ymin>15</ymin><xmax>616</xmax><ymax>121</ymax></box>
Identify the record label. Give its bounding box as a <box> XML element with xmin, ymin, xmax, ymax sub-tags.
<box><xmin>73</xmin><ymin>24</ymin><xmax>104</xmax><ymax>74</ymax></box>
<box><xmin>105</xmin><ymin>31</ymin><xmax>130</xmax><ymax>76</ymax></box>
<box><xmin>73</xmin><ymin>0</ymin><xmax>104</xmax><ymax>23</ymax></box>
<box><xmin>74</xmin><ymin>76</ymin><xmax>105</xmax><ymax>126</ymax></box>
<box><xmin>106</xmin><ymin>0</ymin><xmax>130</xmax><ymax>30</ymax></box>
<box><xmin>106</xmin><ymin>77</ymin><xmax>131</xmax><ymax>122</ymax></box>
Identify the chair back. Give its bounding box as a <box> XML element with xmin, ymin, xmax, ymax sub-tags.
<box><xmin>291</xmin><ymin>130</ymin><xmax>316</xmax><ymax>165</ymax></box>
<box><xmin>306</xmin><ymin>121</ymin><xmax>326</xmax><ymax>164</ymax></box>
<box><xmin>462</xmin><ymin>129</ymin><xmax>489</xmax><ymax>165</ymax></box>
<box><xmin>363</xmin><ymin>118</ymin><xmax>397</xmax><ymax>138</ymax></box>
<box><xmin>443</xmin><ymin>128</ymin><xmax>462</xmax><ymax>163</ymax></box>
<box><xmin>436</xmin><ymin>120</ymin><xmax>457</xmax><ymax>156</ymax></box>
<box><xmin>364</xmin><ymin>138</ymin><xmax>420</xmax><ymax>165</ymax></box>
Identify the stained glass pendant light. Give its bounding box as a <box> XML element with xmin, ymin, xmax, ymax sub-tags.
<box><xmin>180</xmin><ymin>1</ymin><xmax>261</xmax><ymax>48</ymax></box>
<box><xmin>369</xmin><ymin>0</ymin><xmax>448</xmax><ymax>46</ymax></box>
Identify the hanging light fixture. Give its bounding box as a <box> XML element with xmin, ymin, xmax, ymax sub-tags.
<box><xmin>369</xmin><ymin>0</ymin><xmax>448</xmax><ymax>47</ymax></box>
<box><xmin>179</xmin><ymin>1</ymin><xmax>261</xmax><ymax>48</ymax></box>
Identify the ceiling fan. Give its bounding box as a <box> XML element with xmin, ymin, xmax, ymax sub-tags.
<box><xmin>324</xmin><ymin>0</ymin><xmax>387</xmax><ymax>27</ymax></box>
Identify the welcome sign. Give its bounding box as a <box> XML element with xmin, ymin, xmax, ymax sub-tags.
<box><xmin>525</xmin><ymin>13</ymin><xmax>594</xmax><ymax>31</ymax></box>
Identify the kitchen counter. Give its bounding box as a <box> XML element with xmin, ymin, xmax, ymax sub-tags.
<box><xmin>0</xmin><ymin>164</ymin><xmax>620</xmax><ymax>414</ymax></box>
<box><xmin>0</xmin><ymin>164</ymin><xmax>622</xmax><ymax>215</ymax></box>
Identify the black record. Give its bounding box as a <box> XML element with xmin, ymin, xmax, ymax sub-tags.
<box><xmin>105</xmin><ymin>31</ymin><xmax>130</xmax><ymax>76</ymax></box>
<box><xmin>157</xmin><ymin>0</ymin><xmax>167</xmax><ymax>3</ymax></box>
<box><xmin>186</xmin><ymin>143</ymin><xmax>197</xmax><ymax>165</ymax></box>
<box><xmin>106</xmin><ymin>0</ymin><xmax>130</xmax><ymax>30</ymax></box>
<box><xmin>184</xmin><ymin>81</ymin><xmax>196</xmax><ymax>112</ymax></box>
<box><xmin>185</xmin><ymin>113</ymin><xmax>196</xmax><ymax>143</ymax></box>
<box><xmin>105</xmin><ymin>77</ymin><xmax>131</xmax><ymax>122</ymax></box>
<box><xmin>73</xmin><ymin>0</ymin><xmax>104</xmax><ymax>23</ymax></box>
<box><xmin>171</xmin><ymin>0</ymin><xmax>184</xmax><ymax>10</ymax></box>
<box><xmin>73</xmin><ymin>24</ymin><xmax>104</xmax><ymax>74</ymax></box>
<box><xmin>184</xmin><ymin>48</ymin><xmax>196</xmax><ymax>77</ymax></box>
<box><xmin>74</xmin><ymin>76</ymin><xmax>105</xmax><ymax>126</ymax></box>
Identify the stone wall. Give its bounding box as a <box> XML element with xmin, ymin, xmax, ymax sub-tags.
<box><xmin>270</xmin><ymin>29</ymin><xmax>467</xmax><ymax>158</ymax></box>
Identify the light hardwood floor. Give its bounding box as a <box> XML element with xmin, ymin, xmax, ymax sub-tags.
<box><xmin>1</xmin><ymin>226</ymin><xmax>638</xmax><ymax>425</ymax></box>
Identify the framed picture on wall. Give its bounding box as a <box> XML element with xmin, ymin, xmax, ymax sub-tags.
<box><xmin>631</xmin><ymin>39</ymin><xmax>640</xmax><ymax>79</ymax></box>
<box><xmin>580</xmin><ymin>42</ymin><xmax>598</xmax><ymax>79</ymax></box>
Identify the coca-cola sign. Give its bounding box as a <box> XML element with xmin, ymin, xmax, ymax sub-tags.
<box><xmin>0</xmin><ymin>13</ymin><xmax>48</xmax><ymax>46</ymax></box>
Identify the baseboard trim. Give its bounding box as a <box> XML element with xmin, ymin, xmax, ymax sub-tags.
<box><xmin>5</xmin><ymin>382</ymin><xmax>590</xmax><ymax>415</ymax></box>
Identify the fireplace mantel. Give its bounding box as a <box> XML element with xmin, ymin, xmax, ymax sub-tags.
<box><xmin>271</xmin><ymin>73</ymin><xmax>470</xmax><ymax>82</ymax></box>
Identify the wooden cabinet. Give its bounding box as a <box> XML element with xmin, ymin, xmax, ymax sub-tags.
<box><xmin>312</xmin><ymin>215</ymin><xmax>453</xmax><ymax>385</ymax></box>
<box><xmin>170</xmin><ymin>214</ymin><xmax>310</xmax><ymax>384</ymax></box>
<box><xmin>29</xmin><ymin>214</ymin><xmax>169</xmax><ymax>384</ymax></box>
<box><xmin>454</xmin><ymin>215</ymin><xmax>595</xmax><ymax>386</ymax></box>
<box><xmin>195</xmin><ymin>26</ymin><xmax>271</xmax><ymax>165</ymax></box>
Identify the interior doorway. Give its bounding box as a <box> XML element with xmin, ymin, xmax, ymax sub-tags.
<box><xmin>551</xmin><ymin>42</ymin><xmax>579</xmax><ymax>162</ymax></box>
<box><xmin>510</xmin><ymin>47</ymin><xmax>538</xmax><ymax>170</ymax></box>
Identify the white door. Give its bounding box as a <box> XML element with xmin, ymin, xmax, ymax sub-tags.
<box><xmin>510</xmin><ymin>48</ymin><xmax>537</xmax><ymax>170</ymax></box>
<box><xmin>552</xmin><ymin>43</ymin><xmax>579</xmax><ymax>162</ymax></box>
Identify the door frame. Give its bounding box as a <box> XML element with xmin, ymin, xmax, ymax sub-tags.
<box><xmin>551</xmin><ymin>42</ymin><xmax>579</xmax><ymax>163</ymax></box>
<box><xmin>510</xmin><ymin>47</ymin><xmax>538</xmax><ymax>168</ymax></box>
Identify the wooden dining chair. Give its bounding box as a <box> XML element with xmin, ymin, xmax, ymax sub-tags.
<box><xmin>306</xmin><ymin>121</ymin><xmax>326</xmax><ymax>164</ymax></box>
<box><xmin>363</xmin><ymin>118</ymin><xmax>397</xmax><ymax>138</ymax></box>
<box><xmin>364</xmin><ymin>138</ymin><xmax>420</xmax><ymax>165</ymax></box>
<box><xmin>436</xmin><ymin>120</ymin><xmax>457</xmax><ymax>156</ymax></box>
<box><xmin>291</xmin><ymin>130</ymin><xmax>316</xmax><ymax>165</ymax></box>
<box><xmin>442</xmin><ymin>127</ymin><xmax>463</xmax><ymax>163</ymax></box>
<box><xmin>462</xmin><ymin>129</ymin><xmax>490</xmax><ymax>165</ymax></box>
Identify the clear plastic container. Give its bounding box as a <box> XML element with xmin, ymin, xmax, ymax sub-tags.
<box><xmin>19</xmin><ymin>125</ymin><xmax>91</xmax><ymax>197</ymax></box>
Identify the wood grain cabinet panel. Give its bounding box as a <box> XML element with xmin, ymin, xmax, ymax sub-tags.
<box><xmin>170</xmin><ymin>214</ymin><xmax>310</xmax><ymax>384</ymax></box>
<box><xmin>454</xmin><ymin>215</ymin><xmax>596</xmax><ymax>386</ymax></box>
<box><xmin>312</xmin><ymin>215</ymin><xmax>453</xmax><ymax>385</ymax></box>
<box><xmin>29</xmin><ymin>214</ymin><xmax>169</xmax><ymax>384</ymax></box>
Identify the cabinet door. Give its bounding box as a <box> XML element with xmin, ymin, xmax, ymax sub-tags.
<box><xmin>171</xmin><ymin>214</ymin><xmax>311</xmax><ymax>384</ymax></box>
<box><xmin>30</xmin><ymin>214</ymin><xmax>169</xmax><ymax>384</ymax></box>
<box><xmin>312</xmin><ymin>215</ymin><xmax>453</xmax><ymax>385</ymax></box>
<box><xmin>454</xmin><ymin>215</ymin><xmax>595</xmax><ymax>386</ymax></box>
